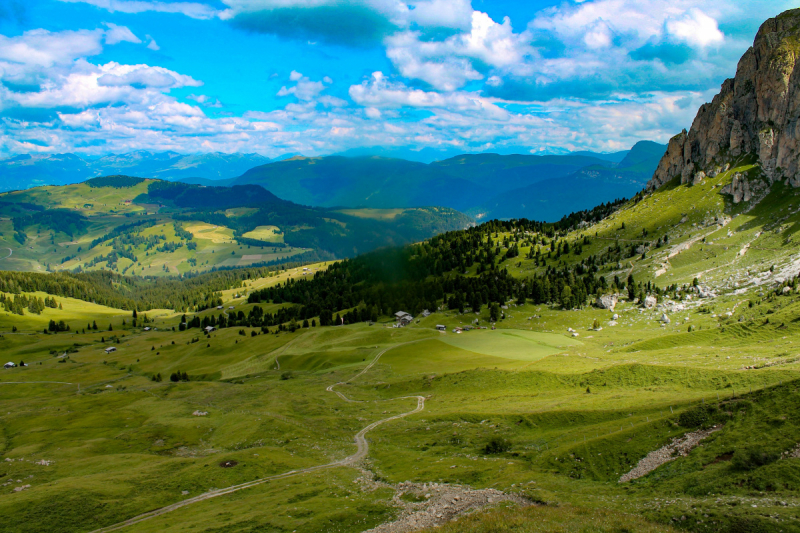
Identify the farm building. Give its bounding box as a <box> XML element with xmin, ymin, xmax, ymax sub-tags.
<box><xmin>205</xmin><ymin>326</ymin><xmax>216</xmax><ymax>333</ymax></box>
<box><xmin>3</xmin><ymin>362</ymin><xmax>16</xmax><ymax>369</ymax></box>
<box><xmin>395</xmin><ymin>311</ymin><xmax>413</xmax><ymax>325</ymax></box>
<box><xmin>435</xmin><ymin>325</ymin><xmax>446</xmax><ymax>331</ymax></box>
<box><xmin>104</xmin><ymin>347</ymin><xmax>117</xmax><ymax>354</ymax></box>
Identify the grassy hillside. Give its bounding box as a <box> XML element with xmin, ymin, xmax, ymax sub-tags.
<box><xmin>0</xmin><ymin>177</ymin><xmax>471</xmax><ymax>277</ymax></box>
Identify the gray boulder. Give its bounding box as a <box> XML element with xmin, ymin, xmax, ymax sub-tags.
<box><xmin>596</xmin><ymin>294</ymin><xmax>618</xmax><ymax>310</ymax></box>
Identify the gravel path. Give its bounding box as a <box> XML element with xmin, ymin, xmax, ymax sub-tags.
<box><xmin>619</xmin><ymin>426</ymin><xmax>721</xmax><ymax>483</ymax></box>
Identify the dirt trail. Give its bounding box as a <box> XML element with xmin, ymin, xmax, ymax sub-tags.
<box><xmin>88</xmin><ymin>342</ymin><xmax>426</xmax><ymax>533</ymax></box>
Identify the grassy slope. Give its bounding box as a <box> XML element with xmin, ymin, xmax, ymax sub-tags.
<box><xmin>0</xmin><ymin>180</ymin><xmax>470</xmax><ymax>277</ymax></box>
<box><xmin>4</xmin><ymin>162</ymin><xmax>800</xmax><ymax>533</ymax></box>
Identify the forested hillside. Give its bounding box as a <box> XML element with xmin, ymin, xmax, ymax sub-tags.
<box><xmin>231</xmin><ymin>142</ymin><xmax>665</xmax><ymax>220</ymax></box>
<box><xmin>0</xmin><ymin>176</ymin><xmax>471</xmax><ymax>277</ymax></box>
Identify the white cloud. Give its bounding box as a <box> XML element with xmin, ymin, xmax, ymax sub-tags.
<box><xmin>146</xmin><ymin>35</ymin><xmax>160</xmax><ymax>50</ymax></box>
<box><xmin>98</xmin><ymin>63</ymin><xmax>201</xmax><ymax>89</ymax></box>
<box><xmin>277</xmin><ymin>72</ymin><xmax>326</xmax><ymax>101</ymax></box>
<box><xmin>665</xmin><ymin>8</ymin><xmax>724</xmax><ymax>47</ymax></box>
<box><xmin>349</xmin><ymin>72</ymin><xmax>509</xmax><ymax>120</ymax></box>
<box><xmin>0</xmin><ymin>29</ymin><xmax>105</xmax><ymax>68</ymax></box>
<box><xmin>103</xmin><ymin>22</ymin><xmax>142</xmax><ymax>45</ymax></box>
<box><xmin>384</xmin><ymin>10</ymin><xmax>537</xmax><ymax>90</ymax></box>
<box><xmin>188</xmin><ymin>94</ymin><xmax>223</xmax><ymax>107</ymax></box>
<box><xmin>57</xmin><ymin>0</ymin><xmax>221</xmax><ymax>20</ymax></box>
<box><xmin>530</xmin><ymin>0</ymin><xmax>726</xmax><ymax>50</ymax></box>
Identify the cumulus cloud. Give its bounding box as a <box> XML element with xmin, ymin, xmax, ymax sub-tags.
<box><xmin>97</xmin><ymin>63</ymin><xmax>201</xmax><ymax>89</ymax></box>
<box><xmin>665</xmin><ymin>8</ymin><xmax>724</xmax><ymax>47</ymax></box>
<box><xmin>384</xmin><ymin>11</ymin><xmax>535</xmax><ymax>90</ymax></box>
<box><xmin>0</xmin><ymin>29</ymin><xmax>105</xmax><ymax>68</ymax></box>
<box><xmin>277</xmin><ymin>71</ymin><xmax>326</xmax><ymax>101</ymax></box>
<box><xmin>349</xmin><ymin>71</ymin><xmax>509</xmax><ymax>120</ymax></box>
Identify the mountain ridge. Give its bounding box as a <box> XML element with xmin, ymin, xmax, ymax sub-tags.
<box><xmin>648</xmin><ymin>9</ymin><xmax>800</xmax><ymax>192</ymax></box>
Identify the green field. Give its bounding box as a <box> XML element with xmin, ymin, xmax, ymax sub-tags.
<box><xmin>439</xmin><ymin>329</ymin><xmax>581</xmax><ymax>361</ymax></box>
<box><xmin>241</xmin><ymin>225</ymin><xmax>284</xmax><ymax>243</ymax></box>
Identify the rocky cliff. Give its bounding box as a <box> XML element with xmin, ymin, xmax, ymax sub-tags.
<box><xmin>647</xmin><ymin>9</ymin><xmax>800</xmax><ymax>191</ymax></box>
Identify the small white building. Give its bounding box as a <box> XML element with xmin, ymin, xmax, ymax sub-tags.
<box><xmin>204</xmin><ymin>326</ymin><xmax>216</xmax><ymax>333</ymax></box>
<box><xmin>3</xmin><ymin>362</ymin><xmax>16</xmax><ymax>369</ymax></box>
<box><xmin>104</xmin><ymin>347</ymin><xmax>117</xmax><ymax>354</ymax></box>
<box><xmin>143</xmin><ymin>327</ymin><xmax>151</xmax><ymax>331</ymax></box>
<box><xmin>435</xmin><ymin>325</ymin><xmax>446</xmax><ymax>331</ymax></box>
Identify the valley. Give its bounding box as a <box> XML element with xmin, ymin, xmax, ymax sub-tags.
<box><xmin>3</xmin><ymin>6</ymin><xmax>800</xmax><ymax>533</ymax></box>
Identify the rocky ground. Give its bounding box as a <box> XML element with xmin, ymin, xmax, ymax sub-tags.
<box><xmin>357</xmin><ymin>472</ymin><xmax>531</xmax><ymax>533</ymax></box>
<box><xmin>619</xmin><ymin>427</ymin><xmax>722</xmax><ymax>483</ymax></box>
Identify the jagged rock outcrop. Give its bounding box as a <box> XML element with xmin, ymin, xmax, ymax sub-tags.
<box><xmin>647</xmin><ymin>9</ymin><xmax>800</xmax><ymax>192</ymax></box>
<box><xmin>720</xmin><ymin>173</ymin><xmax>752</xmax><ymax>203</ymax></box>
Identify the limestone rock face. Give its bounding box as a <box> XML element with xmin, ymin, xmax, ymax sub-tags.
<box><xmin>644</xmin><ymin>295</ymin><xmax>657</xmax><ymax>309</ymax></box>
<box><xmin>720</xmin><ymin>173</ymin><xmax>753</xmax><ymax>203</ymax></box>
<box><xmin>647</xmin><ymin>10</ymin><xmax>800</xmax><ymax>191</ymax></box>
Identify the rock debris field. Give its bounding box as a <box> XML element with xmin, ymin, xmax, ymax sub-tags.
<box><xmin>362</xmin><ymin>478</ymin><xmax>531</xmax><ymax>533</ymax></box>
<box><xmin>619</xmin><ymin>427</ymin><xmax>721</xmax><ymax>483</ymax></box>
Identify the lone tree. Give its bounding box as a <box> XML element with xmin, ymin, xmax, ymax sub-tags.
<box><xmin>490</xmin><ymin>303</ymin><xmax>500</xmax><ymax>322</ymax></box>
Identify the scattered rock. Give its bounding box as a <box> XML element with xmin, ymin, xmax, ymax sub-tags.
<box><xmin>364</xmin><ymin>481</ymin><xmax>532</xmax><ymax>533</ymax></box>
<box><xmin>596</xmin><ymin>294</ymin><xmax>618</xmax><ymax>311</ymax></box>
<box><xmin>192</xmin><ymin>410</ymin><xmax>208</xmax><ymax>416</ymax></box>
<box><xmin>644</xmin><ymin>295</ymin><xmax>657</xmax><ymax>309</ymax></box>
<box><xmin>660</xmin><ymin>313</ymin><xmax>671</xmax><ymax>324</ymax></box>
<box><xmin>620</xmin><ymin>427</ymin><xmax>722</xmax><ymax>482</ymax></box>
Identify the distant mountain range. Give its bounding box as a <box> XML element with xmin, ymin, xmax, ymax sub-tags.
<box><xmin>220</xmin><ymin>141</ymin><xmax>666</xmax><ymax>221</ymax></box>
<box><xmin>0</xmin><ymin>142</ymin><xmax>666</xmax><ymax>221</ymax></box>
<box><xmin>0</xmin><ymin>151</ymin><xmax>270</xmax><ymax>191</ymax></box>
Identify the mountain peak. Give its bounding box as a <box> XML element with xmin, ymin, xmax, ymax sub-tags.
<box><xmin>648</xmin><ymin>8</ymin><xmax>800</xmax><ymax>190</ymax></box>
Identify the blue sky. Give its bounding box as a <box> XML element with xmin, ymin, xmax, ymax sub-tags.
<box><xmin>0</xmin><ymin>0</ymin><xmax>796</xmax><ymax>159</ymax></box>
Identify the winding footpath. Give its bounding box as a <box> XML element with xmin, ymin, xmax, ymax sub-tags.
<box><xmin>88</xmin><ymin>342</ymin><xmax>426</xmax><ymax>533</ymax></box>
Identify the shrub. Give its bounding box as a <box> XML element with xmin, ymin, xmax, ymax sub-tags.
<box><xmin>482</xmin><ymin>437</ymin><xmax>512</xmax><ymax>455</ymax></box>
<box><xmin>280</xmin><ymin>371</ymin><xmax>293</xmax><ymax>380</ymax></box>
<box><xmin>731</xmin><ymin>448</ymin><xmax>780</xmax><ymax>471</ymax></box>
<box><xmin>678</xmin><ymin>404</ymin><xmax>718</xmax><ymax>428</ymax></box>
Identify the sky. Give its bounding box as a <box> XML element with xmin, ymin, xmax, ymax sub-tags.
<box><xmin>0</xmin><ymin>0</ymin><xmax>796</xmax><ymax>159</ymax></box>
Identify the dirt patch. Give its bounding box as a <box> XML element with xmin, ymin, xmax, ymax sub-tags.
<box><xmin>219</xmin><ymin>460</ymin><xmax>238</xmax><ymax>468</ymax></box>
<box><xmin>705</xmin><ymin>452</ymin><xmax>734</xmax><ymax>468</ymax></box>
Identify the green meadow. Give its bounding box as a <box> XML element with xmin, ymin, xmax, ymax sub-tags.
<box><xmin>2</xmin><ymin>159</ymin><xmax>800</xmax><ymax>532</ymax></box>
<box><xmin>1</xmin><ymin>271</ymin><xmax>800</xmax><ymax>533</ymax></box>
